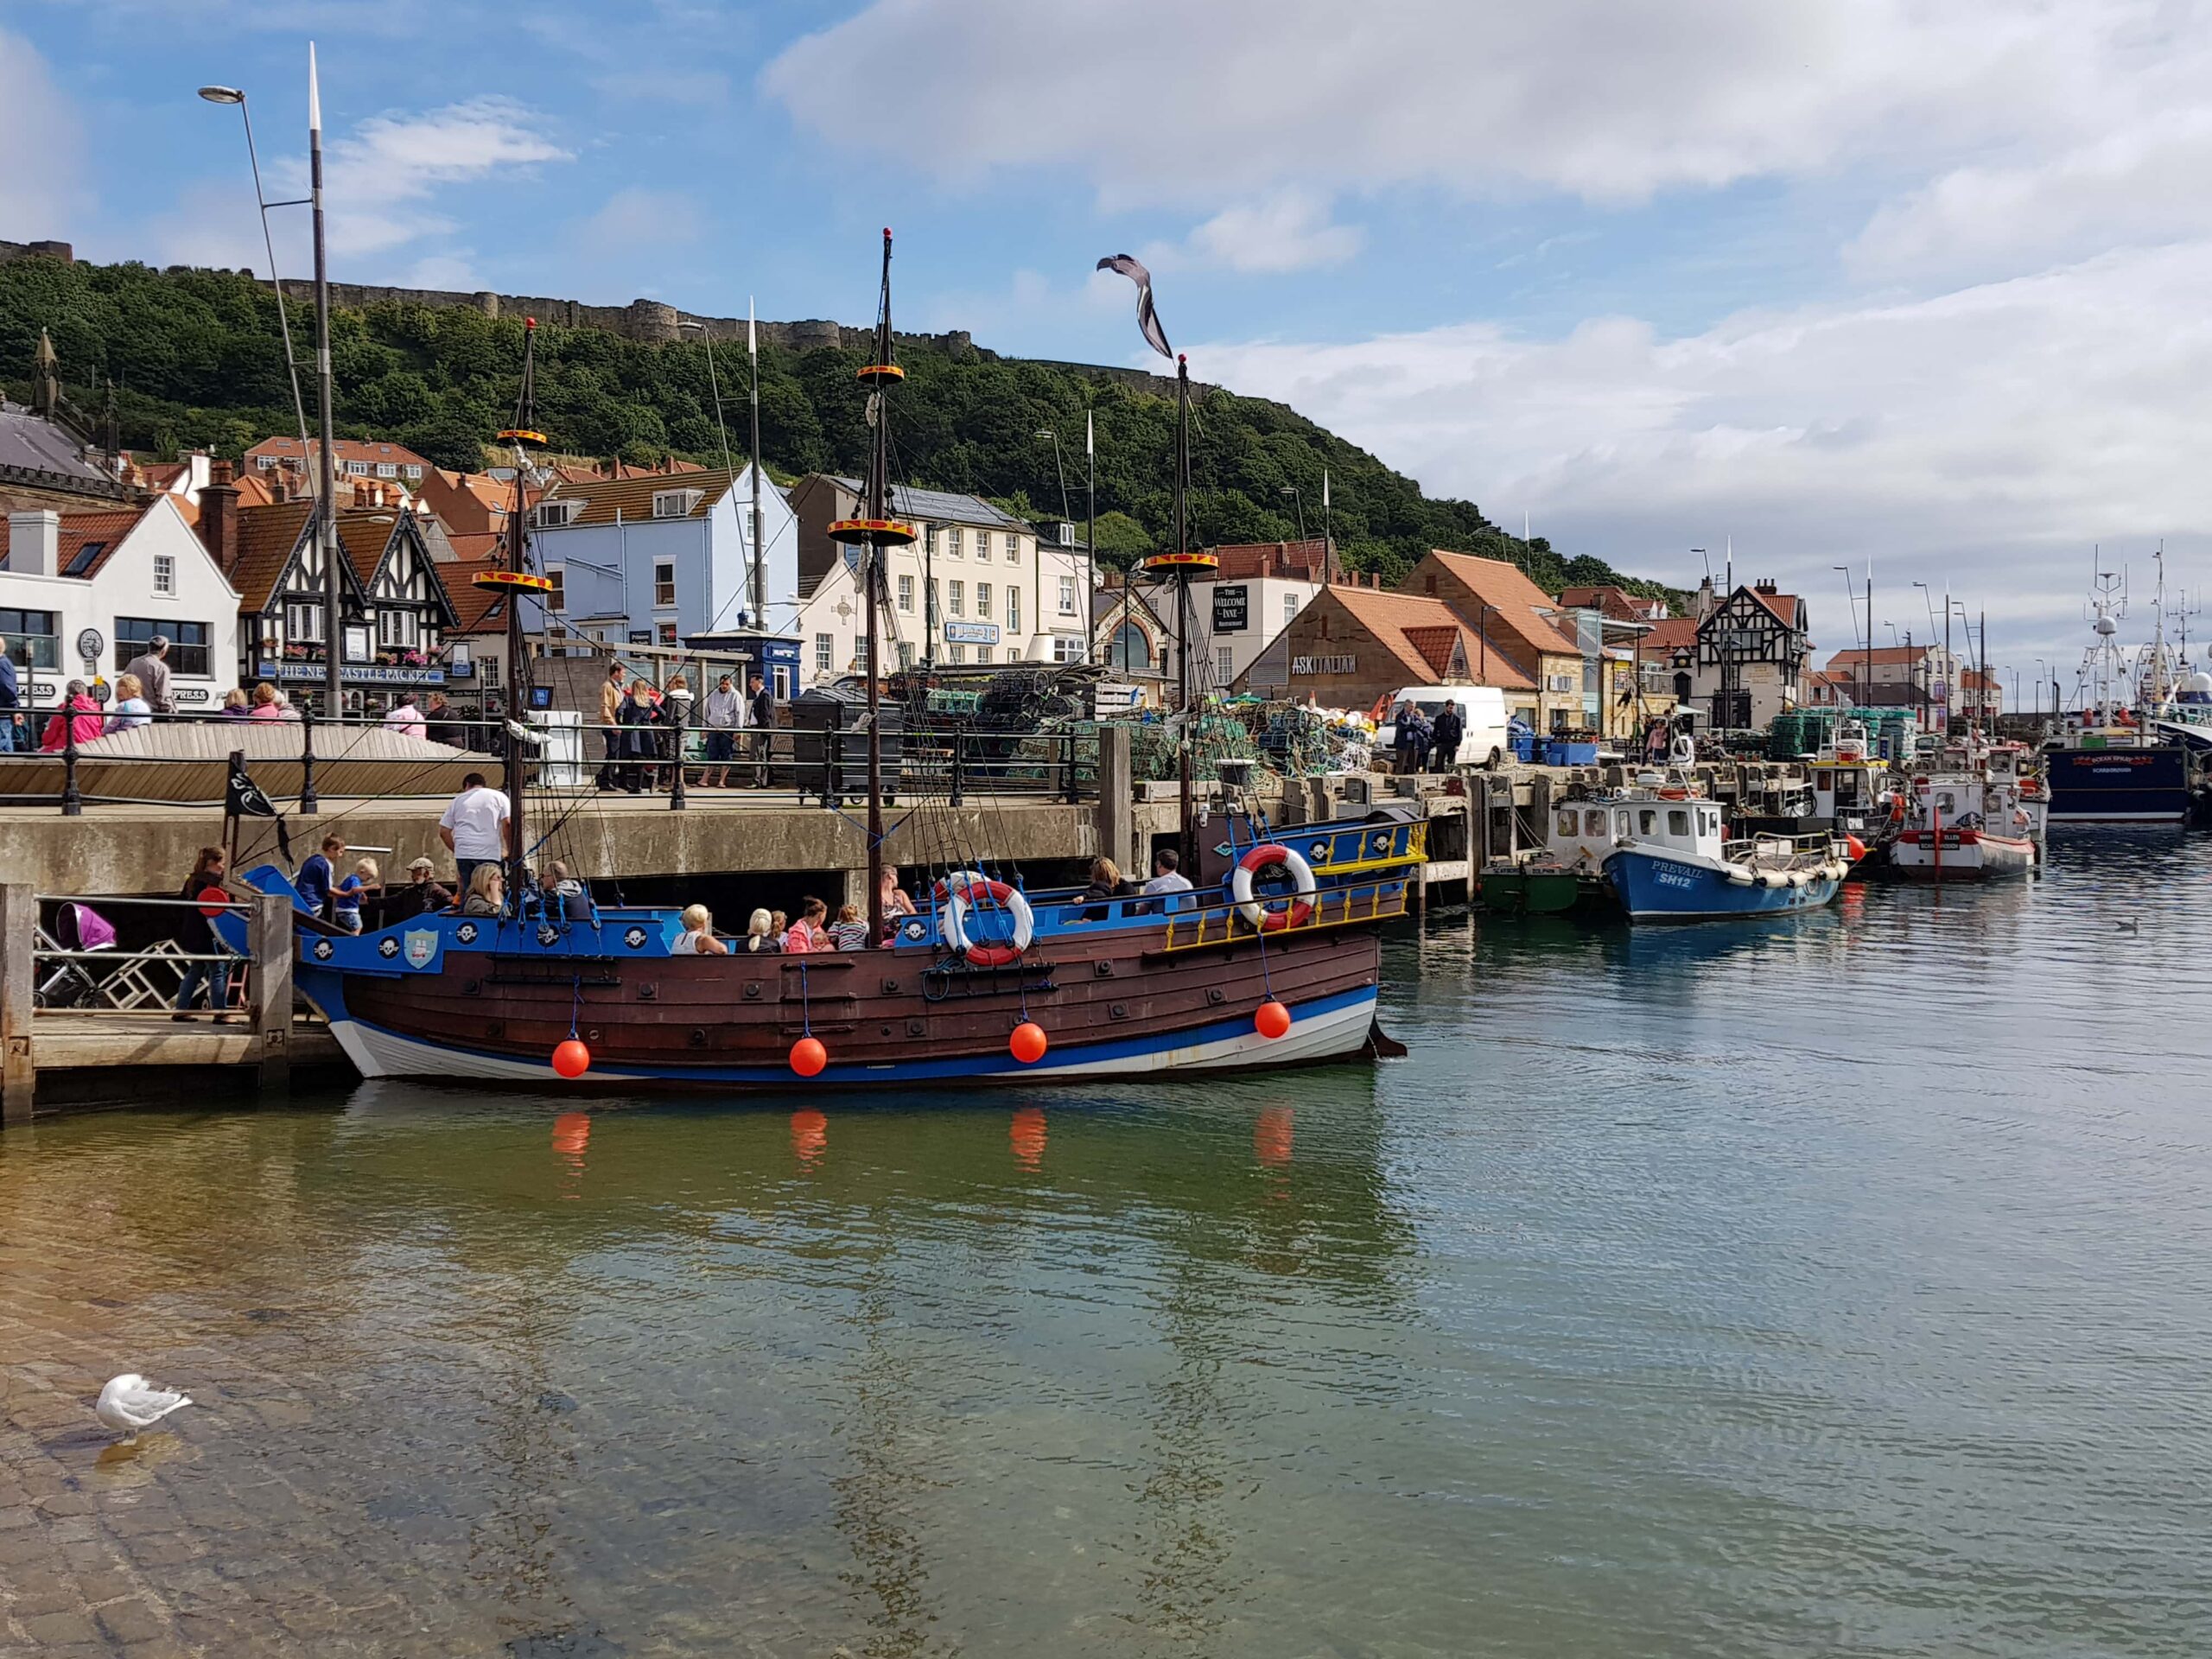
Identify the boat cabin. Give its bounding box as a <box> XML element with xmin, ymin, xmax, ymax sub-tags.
<box><xmin>1549</xmin><ymin>792</ymin><xmax>1726</xmax><ymax>870</ymax></box>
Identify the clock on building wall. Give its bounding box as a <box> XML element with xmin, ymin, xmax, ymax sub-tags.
<box><xmin>75</xmin><ymin>628</ymin><xmax>104</xmax><ymax>663</ymax></box>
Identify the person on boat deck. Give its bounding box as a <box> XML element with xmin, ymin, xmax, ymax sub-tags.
<box><xmin>827</xmin><ymin>902</ymin><xmax>871</xmax><ymax>951</ymax></box>
<box><xmin>1079</xmin><ymin>855</ymin><xmax>1141</xmax><ymax>920</ymax></box>
<box><xmin>380</xmin><ymin>856</ymin><xmax>454</xmax><ymax>925</ymax></box>
<box><xmin>171</xmin><ymin>845</ymin><xmax>237</xmax><ymax>1024</ymax></box>
<box><xmin>219</xmin><ymin>687</ymin><xmax>251</xmax><ymax>721</ymax></box>
<box><xmin>1141</xmin><ymin>848</ymin><xmax>1194</xmax><ymax>912</ymax></box>
<box><xmin>440</xmin><ymin>771</ymin><xmax>512</xmax><ymax>893</ymax></box>
<box><xmin>784</xmin><ymin>897</ymin><xmax>831</xmax><ymax>954</ymax></box>
<box><xmin>332</xmin><ymin>858</ymin><xmax>375</xmax><ymax>935</ymax></box>
<box><xmin>675</xmin><ymin>903</ymin><xmax>729</xmax><ymax>956</ymax></box>
<box><xmin>382</xmin><ymin>694</ymin><xmax>426</xmax><ymax>740</ymax></box>
<box><xmin>741</xmin><ymin>909</ymin><xmax>781</xmax><ymax>954</ymax></box>
<box><xmin>594</xmin><ymin>663</ymin><xmax>627</xmax><ymax>789</ymax></box>
<box><xmin>39</xmin><ymin>680</ymin><xmax>105</xmax><ymax>751</ymax></box>
<box><xmin>461</xmin><ymin>862</ymin><xmax>505</xmax><ymax>917</ymax></box>
<box><xmin>880</xmin><ymin>865</ymin><xmax>916</xmax><ymax>925</ymax></box>
<box><xmin>701</xmin><ymin>673</ymin><xmax>742</xmax><ymax>788</ymax></box>
<box><xmin>771</xmin><ymin>908</ymin><xmax>788</xmax><ymax>942</ymax></box>
<box><xmin>105</xmin><ymin>672</ymin><xmax>152</xmax><ymax>735</ymax></box>
<box><xmin>296</xmin><ymin>834</ymin><xmax>346</xmax><ymax>920</ymax></box>
<box><xmin>545</xmin><ymin>859</ymin><xmax>593</xmax><ymax>922</ymax></box>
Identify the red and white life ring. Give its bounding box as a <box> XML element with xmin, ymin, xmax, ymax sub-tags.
<box><xmin>939</xmin><ymin>869</ymin><xmax>1034</xmax><ymax>967</ymax></box>
<box><xmin>1231</xmin><ymin>844</ymin><xmax>1318</xmax><ymax>931</ymax></box>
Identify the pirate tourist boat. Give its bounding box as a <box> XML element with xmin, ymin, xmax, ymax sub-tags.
<box><xmin>221</xmin><ymin>234</ymin><xmax>1421</xmax><ymax>1087</ymax></box>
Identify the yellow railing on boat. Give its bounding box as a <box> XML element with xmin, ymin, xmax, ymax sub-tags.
<box><xmin>1158</xmin><ymin>872</ymin><xmax>1414</xmax><ymax>953</ymax></box>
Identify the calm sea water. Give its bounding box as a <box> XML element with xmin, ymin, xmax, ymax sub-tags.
<box><xmin>3</xmin><ymin>835</ymin><xmax>2209</xmax><ymax>1657</ymax></box>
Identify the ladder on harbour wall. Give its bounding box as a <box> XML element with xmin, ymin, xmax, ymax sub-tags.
<box><xmin>1</xmin><ymin>885</ymin><xmax>298</xmax><ymax>1125</ymax></box>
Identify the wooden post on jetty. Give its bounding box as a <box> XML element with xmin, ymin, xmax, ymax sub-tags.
<box><xmin>2</xmin><ymin>883</ymin><xmax>33</xmax><ymax>1125</ymax></box>
<box><xmin>249</xmin><ymin>891</ymin><xmax>293</xmax><ymax>1096</ymax></box>
<box><xmin>1096</xmin><ymin>724</ymin><xmax>1135</xmax><ymax>874</ymax></box>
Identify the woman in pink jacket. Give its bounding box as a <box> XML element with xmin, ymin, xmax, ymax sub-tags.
<box><xmin>39</xmin><ymin>681</ymin><xmax>106</xmax><ymax>751</ymax></box>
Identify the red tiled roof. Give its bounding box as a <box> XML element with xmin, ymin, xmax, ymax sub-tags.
<box><xmin>1827</xmin><ymin>646</ymin><xmax>1926</xmax><ymax>669</ymax></box>
<box><xmin>228</xmin><ymin>501</ymin><xmax>317</xmax><ymax>612</ymax></box>
<box><xmin>540</xmin><ymin>466</ymin><xmax>741</xmax><ymax>526</ymax></box>
<box><xmin>1323</xmin><ymin>586</ymin><xmax>1536</xmax><ymax>689</ymax></box>
<box><xmin>1747</xmin><ymin>588</ymin><xmax>1802</xmax><ymax>626</ymax></box>
<box><xmin>1641</xmin><ymin>618</ymin><xmax>1700</xmax><ymax>652</ymax></box>
<box><xmin>443</xmin><ymin>558</ymin><xmax>511</xmax><ymax>634</ymax></box>
<box><xmin>245</xmin><ymin>435</ymin><xmax>430</xmax><ymax>468</ymax></box>
<box><xmin>0</xmin><ymin>504</ymin><xmax>155</xmax><ymax>579</ymax></box>
<box><xmin>1404</xmin><ymin>550</ymin><xmax>1585</xmax><ymax>663</ymax></box>
<box><xmin>1206</xmin><ymin>538</ymin><xmax>1330</xmax><ymax>581</ymax></box>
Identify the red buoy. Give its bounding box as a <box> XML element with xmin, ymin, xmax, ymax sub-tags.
<box><xmin>790</xmin><ymin>1036</ymin><xmax>828</xmax><ymax>1077</ymax></box>
<box><xmin>196</xmin><ymin>885</ymin><xmax>230</xmax><ymax>919</ymax></box>
<box><xmin>1009</xmin><ymin>1021</ymin><xmax>1048</xmax><ymax>1065</ymax></box>
<box><xmin>551</xmin><ymin>1039</ymin><xmax>590</xmax><ymax>1078</ymax></box>
<box><xmin>1844</xmin><ymin>834</ymin><xmax>1868</xmax><ymax>862</ymax></box>
<box><xmin>1255</xmin><ymin>1000</ymin><xmax>1292</xmax><ymax>1040</ymax></box>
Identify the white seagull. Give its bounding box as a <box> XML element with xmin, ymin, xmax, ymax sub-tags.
<box><xmin>95</xmin><ymin>1374</ymin><xmax>193</xmax><ymax>1440</ymax></box>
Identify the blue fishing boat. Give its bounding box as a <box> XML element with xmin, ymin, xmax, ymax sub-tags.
<box><xmin>1598</xmin><ymin>784</ymin><xmax>1848</xmax><ymax>923</ymax></box>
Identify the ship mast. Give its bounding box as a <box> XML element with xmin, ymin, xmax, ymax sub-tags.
<box><xmin>1141</xmin><ymin>355</ymin><xmax>1213</xmax><ymax>872</ymax></box>
<box><xmin>477</xmin><ymin>318</ymin><xmax>553</xmax><ymax>900</ymax></box>
<box><xmin>830</xmin><ymin>232</ymin><xmax>916</xmax><ymax>946</ymax></box>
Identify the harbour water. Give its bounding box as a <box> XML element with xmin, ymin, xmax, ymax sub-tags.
<box><xmin>3</xmin><ymin>835</ymin><xmax>2209</xmax><ymax>1657</ymax></box>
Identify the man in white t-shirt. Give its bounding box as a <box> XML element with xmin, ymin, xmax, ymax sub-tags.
<box><xmin>1140</xmin><ymin>847</ymin><xmax>1194</xmax><ymax>912</ymax></box>
<box><xmin>438</xmin><ymin>772</ymin><xmax>512</xmax><ymax>892</ymax></box>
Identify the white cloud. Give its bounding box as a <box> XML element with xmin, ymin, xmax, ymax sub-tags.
<box><xmin>763</xmin><ymin>0</ymin><xmax>2147</xmax><ymax>210</ymax></box>
<box><xmin>1178</xmin><ymin>190</ymin><xmax>1363</xmax><ymax>274</ymax></box>
<box><xmin>594</xmin><ymin>68</ymin><xmax>730</xmax><ymax>106</ymax></box>
<box><xmin>314</xmin><ymin>97</ymin><xmax>571</xmax><ymax>257</ymax></box>
<box><xmin>0</xmin><ymin>29</ymin><xmax>84</xmax><ymax>238</ymax></box>
<box><xmin>1195</xmin><ymin>243</ymin><xmax>2212</xmax><ymax>658</ymax></box>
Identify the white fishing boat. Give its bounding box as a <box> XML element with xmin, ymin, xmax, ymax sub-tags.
<box><xmin>1890</xmin><ymin>740</ymin><xmax>2044</xmax><ymax>880</ymax></box>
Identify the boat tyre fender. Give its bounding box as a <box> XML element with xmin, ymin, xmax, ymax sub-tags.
<box><xmin>939</xmin><ymin>870</ymin><xmax>1034</xmax><ymax>967</ymax></box>
<box><xmin>1785</xmin><ymin>869</ymin><xmax>1810</xmax><ymax>888</ymax></box>
<box><xmin>1231</xmin><ymin>843</ymin><xmax>1318</xmax><ymax>931</ymax></box>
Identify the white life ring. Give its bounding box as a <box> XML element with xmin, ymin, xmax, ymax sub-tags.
<box><xmin>1231</xmin><ymin>843</ymin><xmax>1318</xmax><ymax>931</ymax></box>
<box><xmin>939</xmin><ymin>869</ymin><xmax>1034</xmax><ymax>967</ymax></box>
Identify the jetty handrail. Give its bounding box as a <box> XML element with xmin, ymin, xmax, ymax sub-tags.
<box><xmin>34</xmin><ymin>893</ymin><xmax>255</xmax><ymax>912</ymax></box>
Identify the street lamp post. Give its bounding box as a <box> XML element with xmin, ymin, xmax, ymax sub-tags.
<box><xmin>1280</xmin><ymin>485</ymin><xmax>1306</xmax><ymax>545</ymax></box>
<box><xmin>197</xmin><ymin>85</ymin><xmax>312</xmax><ymax>471</ymax></box>
<box><xmin>1035</xmin><ymin>428</ymin><xmax>1071</xmax><ymax>665</ymax></box>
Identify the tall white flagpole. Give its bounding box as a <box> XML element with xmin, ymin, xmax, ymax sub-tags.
<box><xmin>308</xmin><ymin>41</ymin><xmax>342</xmax><ymax>720</ymax></box>
<box><xmin>747</xmin><ymin>296</ymin><xmax>764</xmax><ymax>628</ymax></box>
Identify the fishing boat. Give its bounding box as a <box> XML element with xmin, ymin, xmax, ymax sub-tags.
<box><xmin>1475</xmin><ymin>855</ymin><xmax>1584</xmax><ymax>915</ymax></box>
<box><xmin>1888</xmin><ymin>740</ymin><xmax>2044</xmax><ymax>880</ymax></box>
<box><xmin>222</xmin><ymin>233</ymin><xmax>1421</xmax><ymax>1087</ymax></box>
<box><xmin>2044</xmin><ymin>565</ymin><xmax>2194</xmax><ymax>824</ymax></box>
<box><xmin>1599</xmin><ymin>779</ymin><xmax>1847</xmax><ymax>922</ymax></box>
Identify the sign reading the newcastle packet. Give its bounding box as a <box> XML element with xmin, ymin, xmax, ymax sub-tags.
<box><xmin>257</xmin><ymin>661</ymin><xmax>448</xmax><ymax>686</ymax></box>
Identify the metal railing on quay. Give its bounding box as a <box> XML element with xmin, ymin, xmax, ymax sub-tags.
<box><xmin>15</xmin><ymin>887</ymin><xmax>299</xmax><ymax>1025</ymax></box>
<box><xmin>2</xmin><ymin>705</ymin><xmax>1100</xmax><ymax>814</ymax></box>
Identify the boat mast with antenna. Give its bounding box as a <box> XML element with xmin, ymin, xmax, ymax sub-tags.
<box><xmin>476</xmin><ymin>318</ymin><xmax>554</xmax><ymax>899</ymax></box>
<box><xmin>829</xmin><ymin>231</ymin><xmax>917</xmax><ymax>946</ymax></box>
<box><xmin>1141</xmin><ymin>355</ymin><xmax>1215</xmax><ymax>872</ymax></box>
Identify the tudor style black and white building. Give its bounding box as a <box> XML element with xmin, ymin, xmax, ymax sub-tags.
<box><xmin>1692</xmin><ymin>577</ymin><xmax>1813</xmax><ymax>730</ymax></box>
<box><xmin>228</xmin><ymin>500</ymin><xmax>459</xmax><ymax>710</ymax></box>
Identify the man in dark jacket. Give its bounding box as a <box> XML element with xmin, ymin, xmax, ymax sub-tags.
<box><xmin>1430</xmin><ymin>700</ymin><xmax>1464</xmax><ymax>770</ymax></box>
<box><xmin>423</xmin><ymin>691</ymin><xmax>467</xmax><ymax>750</ymax></box>
<box><xmin>747</xmin><ymin>672</ymin><xmax>775</xmax><ymax>787</ymax></box>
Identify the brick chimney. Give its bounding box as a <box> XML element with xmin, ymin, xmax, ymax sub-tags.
<box><xmin>6</xmin><ymin>510</ymin><xmax>60</xmax><ymax>575</ymax></box>
<box><xmin>200</xmin><ymin>460</ymin><xmax>240</xmax><ymax>575</ymax></box>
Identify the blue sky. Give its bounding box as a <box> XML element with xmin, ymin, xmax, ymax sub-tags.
<box><xmin>8</xmin><ymin>0</ymin><xmax>2212</xmax><ymax>689</ymax></box>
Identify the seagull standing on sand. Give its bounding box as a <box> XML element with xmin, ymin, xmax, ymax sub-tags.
<box><xmin>95</xmin><ymin>1374</ymin><xmax>192</xmax><ymax>1440</ymax></box>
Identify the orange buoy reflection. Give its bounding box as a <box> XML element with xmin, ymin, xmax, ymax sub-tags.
<box><xmin>791</xmin><ymin>1108</ymin><xmax>828</xmax><ymax>1168</ymax></box>
<box><xmin>1255</xmin><ymin>1106</ymin><xmax>1294</xmax><ymax>1167</ymax></box>
<box><xmin>1010</xmin><ymin>1105</ymin><xmax>1046</xmax><ymax>1170</ymax></box>
<box><xmin>551</xmin><ymin>1112</ymin><xmax>591</xmax><ymax>1199</ymax></box>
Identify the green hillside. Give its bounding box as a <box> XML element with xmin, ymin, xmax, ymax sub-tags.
<box><xmin>0</xmin><ymin>257</ymin><xmax>1674</xmax><ymax>601</ymax></box>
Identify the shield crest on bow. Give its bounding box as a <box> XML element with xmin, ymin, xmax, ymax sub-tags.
<box><xmin>403</xmin><ymin>929</ymin><xmax>440</xmax><ymax>969</ymax></box>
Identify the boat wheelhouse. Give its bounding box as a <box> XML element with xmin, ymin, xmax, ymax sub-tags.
<box><xmin>1890</xmin><ymin>741</ymin><xmax>2044</xmax><ymax>880</ymax></box>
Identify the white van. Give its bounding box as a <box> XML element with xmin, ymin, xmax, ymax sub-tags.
<box><xmin>1374</xmin><ymin>685</ymin><xmax>1512</xmax><ymax>769</ymax></box>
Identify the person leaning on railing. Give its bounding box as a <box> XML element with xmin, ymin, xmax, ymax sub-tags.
<box><xmin>39</xmin><ymin>681</ymin><xmax>105</xmax><ymax>752</ymax></box>
<box><xmin>0</xmin><ymin>640</ymin><xmax>23</xmax><ymax>753</ymax></box>
<box><xmin>172</xmin><ymin>845</ymin><xmax>238</xmax><ymax>1023</ymax></box>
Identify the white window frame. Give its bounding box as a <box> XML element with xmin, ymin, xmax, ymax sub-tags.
<box><xmin>1215</xmin><ymin>645</ymin><xmax>1234</xmax><ymax>682</ymax></box>
<box><xmin>816</xmin><ymin>632</ymin><xmax>834</xmax><ymax>671</ymax></box>
<box><xmin>653</xmin><ymin>561</ymin><xmax>677</xmax><ymax>608</ymax></box>
<box><xmin>897</xmin><ymin>573</ymin><xmax>914</xmax><ymax>613</ymax></box>
<box><xmin>1052</xmin><ymin>634</ymin><xmax>1084</xmax><ymax>664</ymax></box>
<box><xmin>346</xmin><ymin>459</ymin><xmax>369</xmax><ymax>476</ymax></box>
<box><xmin>1283</xmin><ymin>594</ymin><xmax>1299</xmax><ymax>625</ymax></box>
<box><xmin>947</xmin><ymin>527</ymin><xmax>963</xmax><ymax>558</ymax></box>
<box><xmin>256</xmin><ymin>454</ymin><xmax>277</xmax><ymax>470</ymax></box>
<box><xmin>1007</xmin><ymin>588</ymin><xmax>1021</xmax><ymax>635</ymax></box>
<box><xmin>1006</xmin><ymin>536</ymin><xmax>1020</xmax><ymax>564</ymax></box>
<box><xmin>976</xmin><ymin>582</ymin><xmax>991</xmax><ymax>619</ymax></box>
<box><xmin>976</xmin><ymin>645</ymin><xmax>992</xmax><ymax>664</ymax></box>
<box><xmin>536</xmin><ymin>500</ymin><xmax>580</xmax><ymax>528</ymax></box>
<box><xmin>152</xmin><ymin>554</ymin><xmax>175</xmax><ymax>596</ymax></box>
<box><xmin>1058</xmin><ymin>575</ymin><xmax>1077</xmax><ymax>615</ymax></box>
<box><xmin>376</xmin><ymin>462</ymin><xmax>397</xmax><ymax>479</ymax></box>
<box><xmin>544</xmin><ymin>565</ymin><xmax>565</xmax><ymax>611</ymax></box>
<box><xmin>948</xmin><ymin>580</ymin><xmax>964</xmax><ymax>617</ymax></box>
<box><xmin>284</xmin><ymin>601</ymin><xmax>326</xmax><ymax>644</ymax></box>
<box><xmin>652</xmin><ymin>489</ymin><xmax>701</xmax><ymax>519</ymax></box>
<box><xmin>976</xmin><ymin>531</ymin><xmax>990</xmax><ymax>562</ymax></box>
<box><xmin>402</xmin><ymin>464</ymin><xmax>423</xmax><ymax>480</ymax></box>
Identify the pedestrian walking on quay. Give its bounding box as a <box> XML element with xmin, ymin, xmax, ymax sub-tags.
<box><xmin>172</xmin><ymin>845</ymin><xmax>237</xmax><ymax>1023</ymax></box>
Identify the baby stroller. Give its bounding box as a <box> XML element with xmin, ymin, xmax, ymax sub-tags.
<box><xmin>34</xmin><ymin>902</ymin><xmax>120</xmax><ymax>1010</ymax></box>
